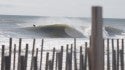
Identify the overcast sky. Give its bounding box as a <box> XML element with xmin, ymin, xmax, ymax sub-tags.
<box><xmin>0</xmin><ymin>0</ymin><xmax>125</xmax><ymax>18</ymax></box>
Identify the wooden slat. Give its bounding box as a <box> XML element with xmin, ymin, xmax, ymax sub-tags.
<box><xmin>121</xmin><ymin>39</ymin><xmax>124</xmax><ymax>70</ymax></box>
<box><xmin>107</xmin><ymin>39</ymin><xmax>110</xmax><ymax>70</ymax></box>
<box><xmin>39</xmin><ymin>39</ymin><xmax>44</xmax><ymax>70</ymax></box>
<box><xmin>55</xmin><ymin>52</ymin><xmax>59</xmax><ymax>70</ymax></box>
<box><xmin>85</xmin><ymin>42</ymin><xmax>88</xmax><ymax>70</ymax></box>
<box><xmin>45</xmin><ymin>52</ymin><xmax>49</xmax><ymax>70</ymax></box>
<box><xmin>65</xmin><ymin>45</ymin><xmax>69</xmax><ymax>70</ymax></box>
<box><xmin>69</xmin><ymin>44</ymin><xmax>73</xmax><ymax>70</ymax></box>
<box><xmin>117</xmin><ymin>39</ymin><xmax>119</xmax><ymax>70</ymax></box>
<box><xmin>51</xmin><ymin>48</ymin><xmax>55</xmax><ymax>70</ymax></box>
<box><xmin>80</xmin><ymin>46</ymin><xmax>83</xmax><ymax>70</ymax></box>
<box><xmin>74</xmin><ymin>38</ymin><xmax>77</xmax><ymax>70</ymax></box>
<box><xmin>17</xmin><ymin>38</ymin><xmax>22</xmax><ymax>70</ymax></box>
<box><xmin>13</xmin><ymin>44</ymin><xmax>16</xmax><ymax>70</ymax></box>
<box><xmin>1</xmin><ymin>45</ymin><xmax>5</xmax><ymax>70</ymax></box>
<box><xmin>34</xmin><ymin>48</ymin><xmax>38</xmax><ymax>70</ymax></box>
<box><xmin>112</xmin><ymin>39</ymin><xmax>116</xmax><ymax>70</ymax></box>
<box><xmin>20</xmin><ymin>56</ymin><xmax>25</xmax><ymax>70</ymax></box>
<box><xmin>30</xmin><ymin>39</ymin><xmax>36</xmax><ymax>70</ymax></box>
<box><xmin>24</xmin><ymin>44</ymin><xmax>28</xmax><ymax>70</ymax></box>
<box><xmin>58</xmin><ymin>46</ymin><xmax>63</xmax><ymax>70</ymax></box>
<box><xmin>8</xmin><ymin>38</ymin><xmax>12</xmax><ymax>70</ymax></box>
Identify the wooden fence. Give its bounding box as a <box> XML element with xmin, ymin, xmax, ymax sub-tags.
<box><xmin>0</xmin><ymin>38</ymin><xmax>125</xmax><ymax>70</ymax></box>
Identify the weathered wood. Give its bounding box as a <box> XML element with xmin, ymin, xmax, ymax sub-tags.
<box><xmin>84</xmin><ymin>42</ymin><xmax>88</xmax><ymax>70</ymax></box>
<box><xmin>55</xmin><ymin>52</ymin><xmax>59</xmax><ymax>70</ymax></box>
<box><xmin>56</xmin><ymin>49</ymin><xmax>63</xmax><ymax>70</ymax></box>
<box><xmin>2</xmin><ymin>38</ymin><xmax>12</xmax><ymax>70</ymax></box>
<box><xmin>65</xmin><ymin>45</ymin><xmax>69</xmax><ymax>70</ymax></box>
<box><xmin>57</xmin><ymin>52</ymin><xmax>61</xmax><ymax>70</ymax></box>
<box><xmin>67</xmin><ymin>52</ymin><xmax>72</xmax><ymax>70</ymax></box>
<box><xmin>30</xmin><ymin>39</ymin><xmax>36</xmax><ymax>70</ymax></box>
<box><xmin>80</xmin><ymin>46</ymin><xmax>83</xmax><ymax>70</ymax></box>
<box><xmin>51</xmin><ymin>48</ymin><xmax>55</xmax><ymax>70</ymax></box>
<box><xmin>20</xmin><ymin>56</ymin><xmax>25</xmax><ymax>70</ymax></box>
<box><xmin>45</xmin><ymin>52</ymin><xmax>49</xmax><ymax>70</ymax></box>
<box><xmin>5</xmin><ymin>56</ymin><xmax>11</xmax><ymax>70</ymax></box>
<box><xmin>58</xmin><ymin>46</ymin><xmax>63</xmax><ymax>70</ymax></box>
<box><xmin>8</xmin><ymin>38</ymin><xmax>12</xmax><ymax>70</ymax></box>
<box><xmin>112</xmin><ymin>39</ymin><xmax>114</xmax><ymax>70</ymax></box>
<box><xmin>74</xmin><ymin>38</ymin><xmax>77</xmax><ymax>70</ymax></box>
<box><xmin>90</xmin><ymin>6</ymin><xmax>104</xmax><ymax>70</ymax></box>
<box><xmin>69</xmin><ymin>44</ymin><xmax>73</xmax><ymax>70</ymax></box>
<box><xmin>17</xmin><ymin>38</ymin><xmax>22</xmax><ymax>70</ymax></box>
<box><xmin>34</xmin><ymin>48</ymin><xmax>38</xmax><ymax>70</ymax></box>
<box><xmin>112</xmin><ymin>39</ymin><xmax>116</xmax><ymax>70</ymax></box>
<box><xmin>24</xmin><ymin>44</ymin><xmax>28</xmax><ymax>70</ymax></box>
<box><xmin>117</xmin><ymin>39</ymin><xmax>119</xmax><ymax>70</ymax></box>
<box><xmin>39</xmin><ymin>39</ymin><xmax>44</xmax><ymax>70</ymax></box>
<box><xmin>107</xmin><ymin>39</ymin><xmax>110</xmax><ymax>70</ymax></box>
<box><xmin>87</xmin><ymin>48</ymin><xmax>92</xmax><ymax>70</ymax></box>
<box><xmin>121</xmin><ymin>39</ymin><xmax>124</xmax><ymax>70</ymax></box>
<box><xmin>66</xmin><ymin>45</ymin><xmax>72</xmax><ymax>70</ymax></box>
<box><xmin>13</xmin><ymin>44</ymin><xmax>16</xmax><ymax>70</ymax></box>
<box><xmin>120</xmin><ymin>50</ymin><xmax>124</xmax><ymax>70</ymax></box>
<box><xmin>113</xmin><ymin>50</ymin><xmax>117</xmax><ymax>70</ymax></box>
<box><xmin>1</xmin><ymin>45</ymin><xmax>5</xmax><ymax>70</ymax></box>
<box><xmin>48</xmin><ymin>60</ymin><xmax>52</xmax><ymax>70</ymax></box>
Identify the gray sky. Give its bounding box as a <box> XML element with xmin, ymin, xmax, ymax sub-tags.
<box><xmin>0</xmin><ymin>0</ymin><xmax>125</xmax><ymax>18</ymax></box>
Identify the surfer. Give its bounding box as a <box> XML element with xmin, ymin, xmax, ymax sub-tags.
<box><xmin>33</xmin><ymin>24</ymin><xmax>36</xmax><ymax>27</ymax></box>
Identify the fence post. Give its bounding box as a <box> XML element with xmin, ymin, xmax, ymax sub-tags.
<box><xmin>20</xmin><ymin>56</ymin><xmax>25</xmax><ymax>70</ymax></box>
<box><xmin>45</xmin><ymin>52</ymin><xmax>49</xmax><ymax>70</ymax></box>
<box><xmin>1</xmin><ymin>45</ymin><xmax>5</xmax><ymax>70</ymax></box>
<box><xmin>74</xmin><ymin>38</ymin><xmax>77</xmax><ymax>70</ymax></box>
<box><xmin>17</xmin><ymin>38</ymin><xmax>22</xmax><ymax>70</ymax></box>
<box><xmin>112</xmin><ymin>39</ymin><xmax>116</xmax><ymax>70</ymax></box>
<box><xmin>34</xmin><ymin>48</ymin><xmax>38</xmax><ymax>70</ymax></box>
<box><xmin>58</xmin><ymin>46</ymin><xmax>63</xmax><ymax>70</ymax></box>
<box><xmin>117</xmin><ymin>39</ymin><xmax>119</xmax><ymax>70</ymax></box>
<box><xmin>52</xmin><ymin>48</ymin><xmax>55</xmax><ymax>70</ymax></box>
<box><xmin>9</xmin><ymin>38</ymin><xmax>12</xmax><ymax>70</ymax></box>
<box><xmin>40</xmin><ymin>39</ymin><xmax>44</xmax><ymax>70</ymax></box>
<box><xmin>24</xmin><ymin>44</ymin><xmax>29</xmax><ymax>70</ymax></box>
<box><xmin>30</xmin><ymin>39</ymin><xmax>36</xmax><ymax>70</ymax></box>
<box><xmin>65</xmin><ymin>45</ymin><xmax>69</xmax><ymax>70</ymax></box>
<box><xmin>121</xmin><ymin>39</ymin><xmax>124</xmax><ymax>70</ymax></box>
<box><xmin>90</xmin><ymin>6</ymin><xmax>104</xmax><ymax>70</ymax></box>
<box><xmin>55</xmin><ymin>52</ymin><xmax>59</xmax><ymax>70</ymax></box>
<box><xmin>13</xmin><ymin>44</ymin><xmax>16</xmax><ymax>70</ymax></box>
<box><xmin>70</xmin><ymin>44</ymin><xmax>73</xmax><ymax>70</ymax></box>
<box><xmin>80</xmin><ymin>46</ymin><xmax>83</xmax><ymax>70</ymax></box>
<box><xmin>107</xmin><ymin>39</ymin><xmax>110</xmax><ymax>70</ymax></box>
<box><xmin>85</xmin><ymin>42</ymin><xmax>88</xmax><ymax>70</ymax></box>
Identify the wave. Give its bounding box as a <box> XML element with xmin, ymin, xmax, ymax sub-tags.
<box><xmin>2</xmin><ymin>24</ymin><xmax>125</xmax><ymax>38</ymax></box>
<box><xmin>78</xmin><ymin>25</ymin><xmax>125</xmax><ymax>38</ymax></box>
<box><xmin>104</xmin><ymin>26</ymin><xmax>124</xmax><ymax>36</ymax></box>
<box><xmin>22</xmin><ymin>24</ymin><xmax>85</xmax><ymax>38</ymax></box>
<box><xmin>18</xmin><ymin>24</ymin><xmax>125</xmax><ymax>38</ymax></box>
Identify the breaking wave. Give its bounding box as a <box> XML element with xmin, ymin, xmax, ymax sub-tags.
<box><xmin>105</xmin><ymin>26</ymin><xmax>124</xmax><ymax>36</ymax></box>
<box><xmin>15</xmin><ymin>24</ymin><xmax>125</xmax><ymax>38</ymax></box>
<box><xmin>20</xmin><ymin>24</ymin><xmax>85</xmax><ymax>38</ymax></box>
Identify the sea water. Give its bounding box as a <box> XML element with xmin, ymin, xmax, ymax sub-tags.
<box><xmin>0</xmin><ymin>15</ymin><xmax>125</xmax><ymax>70</ymax></box>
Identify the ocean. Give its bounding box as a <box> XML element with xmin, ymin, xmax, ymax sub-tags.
<box><xmin>0</xmin><ymin>15</ymin><xmax>125</xmax><ymax>39</ymax></box>
<box><xmin>0</xmin><ymin>15</ymin><xmax>125</xmax><ymax>70</ymax></box>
